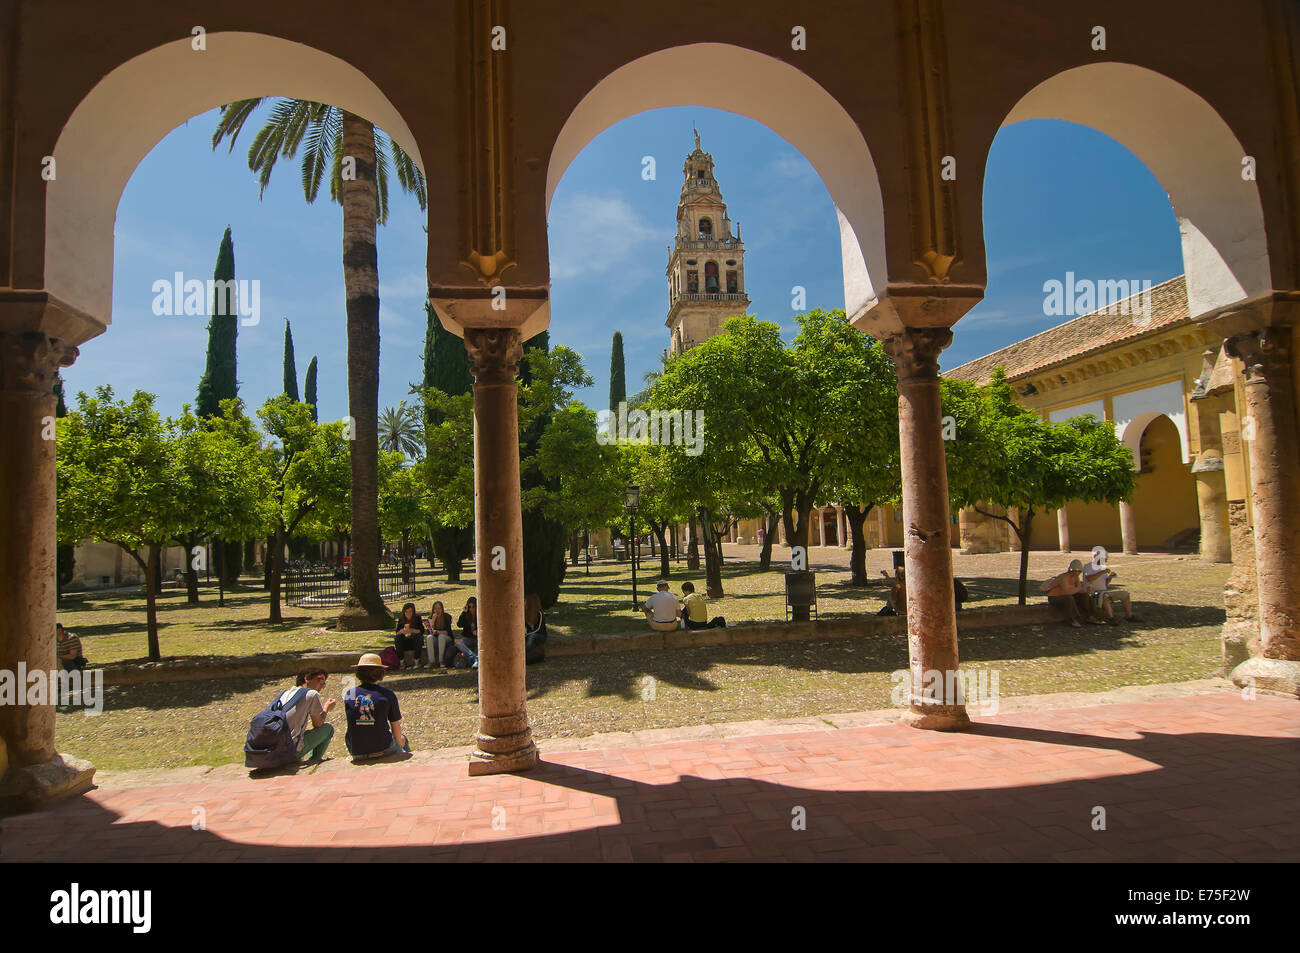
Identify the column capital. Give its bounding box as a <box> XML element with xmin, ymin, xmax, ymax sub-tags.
<box><xmin>1223</xmin><ymin>327</ymin><xmax>1291</xmax><ymax>387</ymax></box>
<box><xmin>464</xmin><ymin>327</ymin><xmax>523</xmax><ymax>385</ymax></box>
<box><xmin>881</xmin><ymin>326</ymin><xmax>953</xmax><ymax>381</ymax></box>
<box><xmin>0</xmin><ymin>331</ymin><xmax>78</xmax><ymax>395</ymax></box>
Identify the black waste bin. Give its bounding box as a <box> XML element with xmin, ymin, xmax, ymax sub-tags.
<box><xmin>784</xmin><ymin>570</ymin><xmax>818</xmax><ymax>621</ymax></box>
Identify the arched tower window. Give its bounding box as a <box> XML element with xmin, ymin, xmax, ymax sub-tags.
<box><xmin>687</xmin><ymin>270</ymin><xmax>698</xmax><ymax>294</ymax></box>
<box><xmin>726</xmin><ymin>270</ymin><xmax>738</xmax><ymax>294</ymax></box>
<box><xmin>698</xmin><ymin>217</ymin><xmax>712</xmax><ymax>238</ymax></box>
<box><xmin>704</xmin><ymin>261</ymin><xmax>719</xmax><ymax>293</ymax></box>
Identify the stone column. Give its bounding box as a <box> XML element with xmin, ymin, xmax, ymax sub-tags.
<box><xmin>877</xmin><ymin>507</ymin><xmax>889</xmax><ymax>548</ymax></box>
<box><xmin>836</xmin><ymin>506</ymin><xmax>846</xmax><ymax>546</ymax></box>
<box><xmin>1192</xmin><ymin>458</ymin><xmax>1231</xmax><ymax>563</ymax></box>
<box><xmin>0</xmin><ymin>327</ymin><xmax>93</xmax><ymax>809</ymax></box>
<box><xmin>817</xmin><ymin>508</ymin><xmax>826</xmax><ymax>547</ymax></box>
<box><xmin>1224</xmin><ymin>330</ymin><xmax>1300</xmax><ymax>662</ymax></box>
<box><xmin>464</xmin><ymin>328</ymin><xmax>537</xmax><ymax>775</ymax></box>
<box><xmin>1056</xmin><ymin>507</ymin><xmax>1071</xmax><ymax>554</ymax></box>
<box><xmin>883</xmin><ymin>328</ymin><xmax>969</xmax><ymax>731</ymax></box>
<box><xmin>1119</xmin><ymin>502</ymin><xmax>1138</xmax><ymax>555</ymax></box>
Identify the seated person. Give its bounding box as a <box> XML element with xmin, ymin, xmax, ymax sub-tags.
<box><xmin>343</xmin><ymin>653</ymin><xmax>410</xmax><ymax>760</ymax></box>
<box><xmin>1082</xmin><ymin>557</ymin><xmax>1137</xmax><ymax>622</ymax></box>
<box><xmin>643</xmin><ymin>580</ymin><xmax>681</xmax><ymax>631</ymax></box>
<box><xmin>278</xmin><ymin>668</ymin><xmax>336</xmax><ymax>762</ymax></box>
<box><xmin>524</xmin><ymin>593</ymin><xmax>547</xmax><ymax>663</ymax></box>
<box><xmin>394</xmin><ymin>602</ymin><xmax>425</xmax><ymax>669</ymax></box>
<box><xmin>456</xmin><ymin>597</ymin><xmax>480</xmax><ymax>669</ymax></box>
<box><xmin>877</xmin><ymin>568</ymin><xmax>907</xmax><ymax>618</ymax></box>
<box><xmin>680</xmin><ymin>581</ymin><xmax>725</xmax><ymax>629</ymax></box>
<box><xmin>425</xmin><ymin>600</ymin><xmax>455</xmax><ymax>670</ymax></box>
<box><xmin>954</xmin><ymin>578</ymin><xmax>969</xmax><ymax>612</ymax></box>
<box><xmin>55</xmin><ymin>623</ymin><xmax>86</xmax><ymax>672</ymax></box>
<box><xmin>1043</xmin><ymin>559</ymin><xmax>1102</xmax><ymax>627</ymax></box>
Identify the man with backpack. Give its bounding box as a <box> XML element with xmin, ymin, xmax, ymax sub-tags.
<box><xmin>244</xmin><ymin>668</ymin><xmax>336</xmax><ymax>769</ymax></box>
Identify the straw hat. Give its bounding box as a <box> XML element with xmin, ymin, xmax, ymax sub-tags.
<box><xmin>357</xmin><ymin>653</ymin><xmax>384</xmax><ymax>667</ymax></box>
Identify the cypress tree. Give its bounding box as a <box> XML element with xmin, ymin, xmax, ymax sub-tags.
<box><xmin>304</xmin><ymin>356</ymin><xmax>318</xmax><ymax>421</ymax></box>
<box><xmin>282</xmin><ymin>318</ymin><xmax>299</xmax><ymax>401</ymax></box>
<box><xmin>195</xmin><ymin>226</ymin><xmax>238</xmax><ymax>419</ymax></box>
<box><xmin>609</xmin><ymin>330</ymin><xmax>626</xmax><ymax>411</ymax></box>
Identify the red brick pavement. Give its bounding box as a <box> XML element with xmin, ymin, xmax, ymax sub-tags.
<box><xmin>4</xmin><ymin>693</ymin><xmax>1297</xmax><ymax>862</ymax></box>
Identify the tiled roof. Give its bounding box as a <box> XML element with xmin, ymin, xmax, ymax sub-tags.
<box><xmin>944</xmin><ymin>275</ymin><xmax>1190</xmax><ymax>383</ymax></box>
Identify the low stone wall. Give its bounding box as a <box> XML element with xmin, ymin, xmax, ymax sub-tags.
<box><xmin>97</xmin><ymin>603</ymin><xmax>1062</xmax><ymax>686</ymax></box>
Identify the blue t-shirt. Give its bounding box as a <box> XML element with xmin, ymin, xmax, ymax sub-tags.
<box><xmin>343</xmin><ymin>682</ymin><xmax>402</xmax><ymax>756</ymax></box>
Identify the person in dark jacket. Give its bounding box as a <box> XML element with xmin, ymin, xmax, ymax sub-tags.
<box><xmin>456</xmin><ymin>597</ymin><xmax>479</xmax><ymax>669</ymax></box>
<box><xmin>524</xmin><ymin>593</ymin><xmax>547</xmax><ymax>663</ymax></box>
<box><xmin>394</xmin><ymin>603</ymin><xmax>425</xmax><ymax>669</ymax></box>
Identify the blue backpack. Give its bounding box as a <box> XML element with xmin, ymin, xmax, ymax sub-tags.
<box><xmin>244</xmin><ymin>686</ymin><xmax>309</xmax><ymax>769</ymax></box>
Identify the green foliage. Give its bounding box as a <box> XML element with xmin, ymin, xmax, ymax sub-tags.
<box><xmin>195</xmin><ymin>226</ymin><xmax>238</xmax><ymax>419</ymax></box>
<box><xmin>379</xmin><ymin>401</ymin><xmax>423</xmax><ymax>458</ymax></box>
<box><xmin>282</xmin><ymin>319</ymin><xmax>299</xmax><ymax>401</ymax></box>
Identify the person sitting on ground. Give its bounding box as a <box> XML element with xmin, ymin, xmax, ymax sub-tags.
<box><xmin>1082</xmin><ymin>555</ymin><xmax>1138</xmax><ymax>623</ymax></box>
<box><xmin>55</xmin><ymin>622</ymin><xmax>86</xmax><ymax>672</ymax></box>
<box><xmin>680</xmin><ymin>581</ymin><xmax>726</xmax><ymax>629</ymax></box>
<box><xmin>394</xmin><ymin>602</ymin><xmax>426</xmax><ymax>669</ymax></box>
<box><xmin>524</xmin><ymin>593</ymin><xmax>548</xmax><ymax>663</ymax></box>
<box><xmin>343</xmin><ymin>653</ymin><xmax>410</xmax><ymax>760</ymax></box>
<box><xmin>1043</xmin><ymin>559</ymin><xmax>1102</xmax><ymax>627</ymax></box>
<box><xmin>279</xmin><ymin>668</ymin><xmax>336</xmax><ymax>762</ymax></box>
<box><xmin>642</xmin><ymin>580</ymin><xmax>681</xmax><ymax>631</ymax></box>
<box><xmin>877</xmin><ymin>568</ymin><xmax>907</xmax><ymax>618</ymax></box>
<box><xmin>425</xmin><ymin>600</ymin><xmax>455</xmax><ymax>671</ymax></box>
<box><xmin>456</xmin><ymin>597</ymin><xmax>480</xmax><ymax>669</ymax></box>
<box><xmin>954</xmin><ymin>578</ymin><xmax>969</xmax><ymax>613</ymax></box>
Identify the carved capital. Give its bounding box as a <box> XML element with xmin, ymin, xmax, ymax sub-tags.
<box><xmin>1224</xmin><ymin>329</ymin><xmax>1290</xmax><ymax>387</ymax></box>
<box><xmin>0</xmin><ymin>331</ymin><xmax>78</xmax><ymax>395</ymax></box>
<box><xmin>882</xmin><ymin>327</ymin><xmax>952</xmax><ymax>381</ymax></box>
<box><xmin>464</xmin><ymin>327</ymin><xmax>522</xmax><ymax>385</ymax></box>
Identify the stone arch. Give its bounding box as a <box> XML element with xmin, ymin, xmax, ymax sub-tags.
<box><xmin>992</xmin><ymin>62</ymin><xmax>1269</xmax><ymax>321</ymax></box>
<box><xmin>46</xmin><ymin>31</ymin><xmax>424</xmax><ymax>325</ymax></box>
<box><xmin>546</xmin><ymin>42</ymin><xmax>886</xmax><ymax>323</ymax></box>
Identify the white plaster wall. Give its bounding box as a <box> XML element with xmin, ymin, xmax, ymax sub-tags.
<box><xmin>1001</xmin><ymin>62</ymin><xmax>1268</xmax><ymax>319</ymax></box>
<box><xmin>1113</xmin><ymin>379</ymin><xmax>1191</xmax><ymax>463</ymax></box>
<box><xmin>547</xmin><ymin>43</ymin><xmax>885</xmax><ymax>322</ymax></box>
<box><xmin>1048</xmin><ymin>399</ymin><xmax>1106</xmax><ymax>423</ymax></box>
<box><xmin>47</xmin><ymin>32</ymin><xmax>424</xmax><ymax>323</ymax></box>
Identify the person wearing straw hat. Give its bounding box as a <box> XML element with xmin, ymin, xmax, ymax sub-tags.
<box><xmin>343</xmin><ymin>653</ymin><xmax>411</xmax><ymax>760</ymax></box>
<box><xmin>1042</xmin><ymin>559</ymin><xmax>1102</xmax><ymax>627</ymax></box>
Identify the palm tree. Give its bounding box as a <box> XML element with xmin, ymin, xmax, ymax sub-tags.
<box><xmin>213</xmin><ymin>99</ymin><xmax>426</xmax><ymax>631</ymax></box>
<box><xmin>379</xmin><ymin>401</ymin><xmax>424</xmax><ymax>459</ymax></box>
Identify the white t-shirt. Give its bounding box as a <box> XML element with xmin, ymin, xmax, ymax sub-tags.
<box><xmin>277</xmin><ymin>688</ymin><xmax>325</xmax><ymax>747</ymax></box>
<box><xmin>645</xmin><ymin>590</ymin><xmax>680</xmax><ymax>622</ymax></box>
<box><xmin>1082</xmin><ymin>561</ymin><xmax>1110</xmax><ymax>593</ymax></box>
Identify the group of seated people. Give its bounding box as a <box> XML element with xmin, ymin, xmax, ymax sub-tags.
<box><xmin>392</xmin><ymin>594</ymin><xmax>548</xmax><ymax>670</ymax></box>
<box><xmin>1043</xmin><ymin>555</ymin><xmax>1138</xmax><ymax>627</ymax></box>
<box><xmin>642</xmin><ymin>579</ymin><xmax>727</xmax><ymax>631</ymax></box>
<box><xmin>272</xmin><ymin>658</ymin><xmax>410</xmax><ymax>764</ymax></box>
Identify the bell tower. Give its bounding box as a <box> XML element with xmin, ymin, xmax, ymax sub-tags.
<box><xmin>665</xmin><ymin>128</ymin><xmax>750</xmax><ymax>356</ymax></box>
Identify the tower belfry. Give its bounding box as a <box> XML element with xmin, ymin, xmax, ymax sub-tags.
<box><xmin>665</xmin><ymin>131</ymin><xmax>750</xmax><ymax>356</ymax></box>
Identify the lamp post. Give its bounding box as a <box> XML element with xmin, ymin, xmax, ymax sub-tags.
<box><xmin>625</xmin><ymin>481</ymin><xmax>640</xmax><ymax>609</ymax></box>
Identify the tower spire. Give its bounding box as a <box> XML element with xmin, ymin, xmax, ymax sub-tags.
<box><xmin>693</xmin><ymin>122</ymin><xmax>700</xmax><ymax>152</ymax></box>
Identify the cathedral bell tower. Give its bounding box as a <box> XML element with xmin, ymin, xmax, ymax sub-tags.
<box><xmin>665</xmin><ymin>128</ymin><xmax>750</xmax><ymax>356</ymax></box>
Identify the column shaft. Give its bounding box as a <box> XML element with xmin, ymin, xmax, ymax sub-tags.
<box><xmin>465</xmin><ymin>328</ymin><xmax>537</xmax><ymax>775</ymax></box>
<box><xmin>1119</xmin><ymin>502</ymin><xmax>1138</xmax><ymax>555</ymax></box>
<box><xmin>884</xmin><ymin>328</ymin><xmax>969</xmax><ymax>731</ymax></box>
<box><xmin>1056</xmin><ymin>507</ymin><xmax>1070</xmax><ymax>554</ymax></box>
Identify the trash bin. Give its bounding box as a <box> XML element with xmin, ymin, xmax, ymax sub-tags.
<box><xmin>784</xmin><ymin>570</ymin><xmax>818</xmax><ymax>621</ymax></box>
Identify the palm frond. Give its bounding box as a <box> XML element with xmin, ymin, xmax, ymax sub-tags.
<box><xmin>388</xmin><ymin>136</ymin><xmax>428</xmax><ymax>211</ymax></box>
<box><xmin>373</xmin><ymin>132</ymin><xmax>392</xmax><ymax>226</ymax></box>
<box><xmin>211</xmin><ymin>99</ymin><xmax>265</xmax><ymax>152</ymax></box>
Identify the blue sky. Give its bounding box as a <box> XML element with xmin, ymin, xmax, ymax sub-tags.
<box><xmin>67</xmin><ymin>108</ymin><xmax>1183</xmax><ymax>423</ymax></box>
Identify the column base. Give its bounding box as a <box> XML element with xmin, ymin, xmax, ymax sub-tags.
<box><xmin>0</xmin><ymin>752</ymin><xmax>95</xmax><ymax>816</ymax></box>
<box><xmin>468</xmin><ymin>731</ymin><xmax>540</xmax><ymax>776</ymax></box>
<box><xmin>1229</xmin><ymin>657</ymin><xmax>1300</xmax><ymax>697</ymax></box>
<box><xmin>903</xmin><ymin>705</ymin><xmax>971</xmax><ymax>731</ymax></box>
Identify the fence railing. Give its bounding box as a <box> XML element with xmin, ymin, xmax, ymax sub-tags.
<box><xmin>282</xmin><ymin>561</ymin><xmax>417</xmax><ymax>608</ymax></box>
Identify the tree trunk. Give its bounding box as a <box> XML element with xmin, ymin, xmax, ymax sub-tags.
<box><xmin>1017</xmin><ymin>507</ymin><xmax>1035</xmax><ymax>605</ymax></box>
<box><xmin>758</xmin><ymin>507</ymin><xmax>778</xmax><ymax>570</ymax></box>
<box><xmin>651</xmin><ymin>521</ymin><xmax>671</xmax><ymax>580</ymax></box>
<box><xmin>845</xmin><ymin>504</ymin><xmax>871</xmax><ymax>586</ymax></box>
<box><xmin>269</xmin><ymin>523</ymin><xmax>285</xmax><ymax>623</ymax></box>
<box><xmin>262</xmin><ymin>534</ymin><xmax>273</xmax><ymax>590</ymax></box>
<box><xmin>697</xmin><ymin>507</ymin><xmax>724</xmax><ymax>597</ymax></box>
<box><xmin>687</xmin><ymin>513</ymin><xmax>700</xmax><ymax>570</ymax></box>
<box><xmin>144</xmin><ymin>544</ymin><xmax>161</xmax><ymax>661</ymax></box>
<box><xmin>181</xmin><ymin>531</ymin><xmax>200</xmax><ymax>604</ymax></box>
<box><xmin>782</xmin><ymin>491</ymin><xmax>815</xmax><ymax>621</ymax></box>
<box><xmin>568</xmin><ymin>529</ymin><xmax>582</xmax><ymax>565</ymax></box>
<box><xmin>336</xmin><ymin>110</ymin><xmax>393</xmax><ymax>631</ymax></box>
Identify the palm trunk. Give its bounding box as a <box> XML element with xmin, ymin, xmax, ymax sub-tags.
<box><xmin>336</xmin><ymin>111</ymin><xmax>392</xmax><ymax>630</ymax></box>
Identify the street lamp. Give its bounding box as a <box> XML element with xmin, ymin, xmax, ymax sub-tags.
<box><xmin>625</xmin><ymin>481</ymin><xmax>641</xmax><ymax>608</ymax></box>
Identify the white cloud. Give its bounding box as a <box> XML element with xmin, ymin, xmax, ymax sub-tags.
<box><xmin>548</xmin><ymin>194</ymin><xmax>662</xmax><ymax>281</ymax></box>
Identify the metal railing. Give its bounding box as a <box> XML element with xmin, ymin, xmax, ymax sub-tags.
<box><xmin>282</xmin><ymin>560</ymin><xmax>416</xmax><ymax>608</ymax></box>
